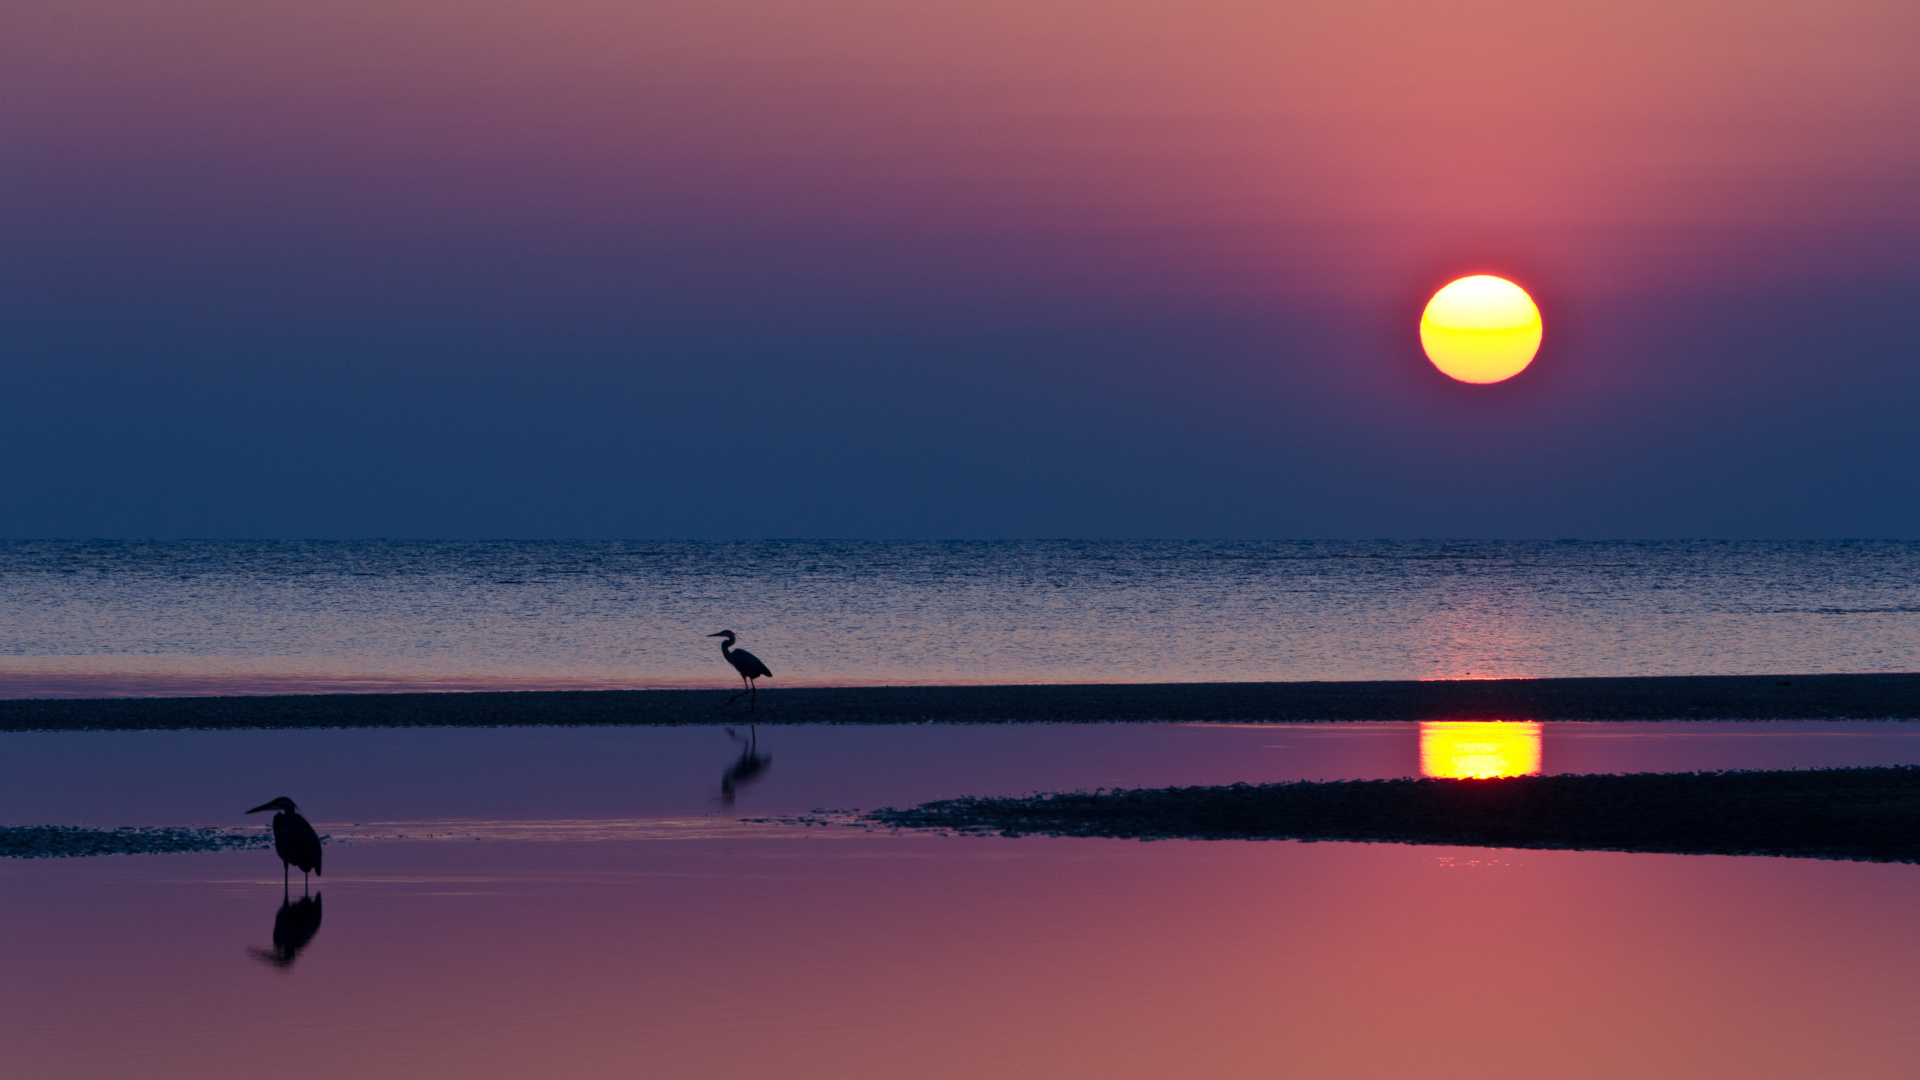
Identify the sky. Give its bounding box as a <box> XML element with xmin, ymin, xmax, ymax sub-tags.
<box><xmin>1</xmin><ymin>0</ymin><xmax>1916</xmax><ymax>539</ymax></box>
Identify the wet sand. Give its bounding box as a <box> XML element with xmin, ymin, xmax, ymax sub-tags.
<box><xmin>1</xmin><ymin>672</ymin><xmax>1917</xmax><ymax>730</ymax></box>
<box><xmin>867</xmin><ymin>766</ymin><xmax>1920</xmax><ymax>862</ymax></box>
<box><xmin>0</xmin><ymin>825</ymin><xmax>262</xmax><ymax>858</ymax></box>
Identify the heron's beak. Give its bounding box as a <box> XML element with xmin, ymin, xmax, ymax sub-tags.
<box><xmin>245</xmin><ymin>801</ymin><xmax>279</xmax><ymax>814</ymax></box>
<box><xmin>707</xmin><ymin>632</ymin><xmax>726</xmax><ymax>638</ymax></box>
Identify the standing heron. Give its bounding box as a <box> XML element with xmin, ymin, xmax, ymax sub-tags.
<box><xmin>246</xmin><ymin>796</ymin><xmax>323</xmax><ymax>890</ymax></box>
<box><xmin>708</xmin><ymin>630</ymin><xmax>773</xmax><ymax>710</ymax></box>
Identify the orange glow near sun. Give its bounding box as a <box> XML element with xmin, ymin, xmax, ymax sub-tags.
<box><xmin>1419</xmin><ymin>276</ymin><xmax>1542</xmax><ymax>384</ymax></box>
<box><xmin>1420</xmin><ymin>721</ymin><xmax>1542</xmax><ymax>778</ymax></box>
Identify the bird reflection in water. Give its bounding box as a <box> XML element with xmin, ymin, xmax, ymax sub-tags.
<box><xmin>250</xmin><ymin>894</ymin><xmax>323</xmax><ymax>969</ymax></box>
<box><xmin>720</xmin><ymin>726</ymin><xmax>772</xmax><ymax>805</ymax></box>
<box><xmin>1419</xmin><ymin>721</ymin><xmax>1543</xmax><ymax>778</ymax></box>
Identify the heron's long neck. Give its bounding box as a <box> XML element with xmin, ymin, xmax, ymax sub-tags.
<box><xmin>719</xmin><ymin>639</ymin><xmax>734</xmax><ymax>658</ymax></box>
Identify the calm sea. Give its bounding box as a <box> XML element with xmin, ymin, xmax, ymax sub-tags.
<box><xmin>7</xmin><ymin>543</ymin><xmax>1920</xmax><ymax>1078</ymax></box>
<box><xmin>0</xmin><ymin>540</ymin><xmax>1914</xmax><ymax>697</ymax></box>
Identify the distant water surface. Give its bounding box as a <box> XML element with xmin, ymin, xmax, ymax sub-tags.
<box><xmin>0</xmin><ymin>540</ymin><xmax>1915</xmax><ymax>697</ymax></box>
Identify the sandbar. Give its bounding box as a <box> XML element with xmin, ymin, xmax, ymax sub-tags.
<box><xmin>866</xmin><ymin>766</ymin><xmax>1920</xmax><ymax>862</ymax></box>
<box><xmin>1</xmin><ymin>672</ymin><xmax>1918</xmax><ymax>730</ymax></box>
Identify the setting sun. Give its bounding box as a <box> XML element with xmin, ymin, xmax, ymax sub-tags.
<box><xmin>1419</xmin><ymin>721</ymin><xmax>1543</xmax><ymax>778</ymax></box>
<box><xmin>1419</xmin><ymin>276</ymin><xmax>1543</xmax><ymax>384</ymax></box>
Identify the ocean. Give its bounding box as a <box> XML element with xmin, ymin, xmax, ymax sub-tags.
<box><xmin>7</xmin><ymin>540</ymin><xmax>1920</xmax><ymax>1077</ymax></box>
<box><xmin>0</xmin><ymin>539</ymin><xmax>1914</xmax><ymax>696</ymax></box>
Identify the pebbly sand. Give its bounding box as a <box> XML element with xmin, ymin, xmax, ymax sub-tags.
<box><xmin>0</xmin><ymin>825</ymin><xmax>264</xmax><ymax>858</ymax></box>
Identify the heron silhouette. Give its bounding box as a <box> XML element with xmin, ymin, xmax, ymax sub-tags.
<box><xmin>246</xmin><ymin>796</ymin><xmax>323</xmax><ymax>890</ymax></box>
<box><xmin>249</xmin><ymin>894</ymin><xmax>323</xmax><ymax>969</ymax></box>
<box><xmin>720</xmin><ymin>726</ymin><xmax>772</xmax><ymax>804</ymax></box>
<box><xmin>708</xmin><ymin>630</ymin><xmax>773</xmax><ymax>710</ymax></box>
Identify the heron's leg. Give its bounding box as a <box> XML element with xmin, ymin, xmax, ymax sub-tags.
<box><xmin>749</xmin><ymin>679</ymin><xmax>757</xmax><ymax>712</ymax></box>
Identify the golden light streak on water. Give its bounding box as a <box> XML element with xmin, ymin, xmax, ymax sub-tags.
<box><xmin>1419</xmin><ymin>721</ymin><xmax>1542</xmax><ymax>778</ymax></box>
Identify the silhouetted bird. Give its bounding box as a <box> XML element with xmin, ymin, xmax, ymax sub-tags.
<box><xmin>708</xmin><ymin>630</ymin><xmax>773</xmax><ymax>710</ymax></box>
<box><xmin>720</xmin><ymin>726</ymin><xmax>772</xmax><ymax>804</ymax></box>
<box><xmin>250</xmin><ymin>894</ymin><xmax>323</xmax><ymax>969</ymax></box>
<box><xmin>246</xmin><ymin>796</ymin><xmax>323</xmax><ymax>889</ymax></box>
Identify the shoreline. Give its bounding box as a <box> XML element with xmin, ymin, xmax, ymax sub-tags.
<box><xmin>1</xmin><ymin>672</ymin><xmax>1918</xmax><ymax>731</ymax></box>
<box><xmin>865</xmin><ymin>766</ymin><xmax>1920</xmax><ymax>862</ymax></box>
<box><xmin>0</xmin><ymin>825</ymin><xmax>264</xmax><ymax>859</ymax></box>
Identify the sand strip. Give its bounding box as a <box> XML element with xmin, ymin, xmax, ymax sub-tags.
<box><xmin>1</xmin><ymin>673</ymin><xmax>1918</xmax><ymax>730</ymax></box>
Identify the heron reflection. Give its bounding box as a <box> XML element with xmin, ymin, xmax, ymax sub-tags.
<box><xmin>249</xmin><ymin>893</ymin><xmax>323</xmax><ymax>969</ymax></box>
<box><xmin>720</xmin><ymin>726</ymin><xmax>772</xmax><ymax>805</ymax></box>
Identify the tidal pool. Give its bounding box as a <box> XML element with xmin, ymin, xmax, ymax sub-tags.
<box><xmin>4</xmin><ymin>721</ymin><xmax>1920</xmax><ymax>826</ymax></box>
<box><xmin>2</xmin><ymin>721</ymin><xmax>1918</xmax><ymax>1078</ymax></box>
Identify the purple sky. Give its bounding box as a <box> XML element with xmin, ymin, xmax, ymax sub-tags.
<box><xmin>2</xmin><ymin>0</ymin><xmax>1916</xmax><ymax>538</ymax></box>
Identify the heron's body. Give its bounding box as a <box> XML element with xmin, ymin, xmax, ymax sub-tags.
<box><xmin>247</xmin><ymin>797</ymin><xmax>323</xmax><ymax>888</ymax></box>
<box><xmin>724</xmin><ymin>645</ymin><xmax>773</xmax><ymax>682</ymax></box>
<box><xmin>709</xmin><ymin>630</ymin><xmax>773</xmax><ymax>710</ymax></box>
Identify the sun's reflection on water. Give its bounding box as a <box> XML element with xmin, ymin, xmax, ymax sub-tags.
<box><xmin>1420</xmin><ymin>722</ymin><xmax>1542</xmax><ymax>778</ymax></box>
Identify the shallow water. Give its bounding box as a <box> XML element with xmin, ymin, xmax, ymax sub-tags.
<box><xmin>5</xmin><ymin>831</ymin><xmax>1919</xmax><ymax>1079</ymax></box>
<box><xmin>2</xmin><ymin>540</ymin><xmax>1917</xmax><ymax>695</ymax></box>
<box><xmin>5</xmin><ymin>722</ymin><xmax>1920</xmax><ymax>1078</ymax></box>
<box><xmin>3</xmin><ymin>721</ymin><xmax>1917</xmax><ymax>827</ymax></box>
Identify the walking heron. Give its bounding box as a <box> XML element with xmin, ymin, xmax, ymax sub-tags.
<box><xmin>246</xmin><ymin>796</ymin><xmax>323</xmax><ymax>889</ymax></box>
<box><xmin>708</xmin><ymin>630</ymin><xmax>773</xmax><ymax>710</ymax></box>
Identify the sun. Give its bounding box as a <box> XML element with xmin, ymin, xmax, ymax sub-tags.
<box><xmin>1419</xmin><ymin>275</ymin><xmax>1542</xmax><ymax>384</ymax></box>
